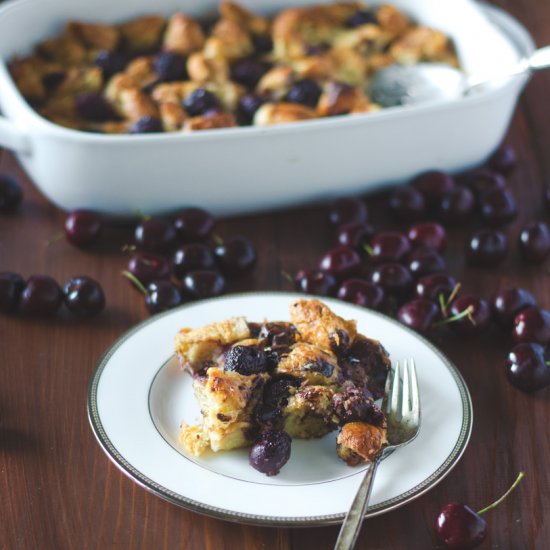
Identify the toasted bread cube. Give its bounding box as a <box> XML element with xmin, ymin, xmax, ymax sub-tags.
<box><xmin>187</xmin><ymin>52</ymin><xmax>229</xmax><ymax>83</ymax></box>
<box><xmin>183</xmin><ymin>112</ymin><xmax>237</xmax><ymax>132</ymax></box>
<box><xmin>66</xmin><ymin>21</ymin><xmax>120</xmax><ymax>51</ymax></box>
<box><xmin>119</xmin><ymin>15</ymin><xmax>165</xmax><ymax>53</ymax></box>
<box><xmin>159</xmin><ymin>102</ymin><xmax>187</xmax><ymax>131</ymax></box>
<box><xmin>253</xmin><ymin>102</ymin><xmax>317</xmax><ymax>126</ymax></box>
<box><xmin>219</xmin><ymin>2</ymin><xmax>270</xmax><ymax>35</ymax></box>
<box><xmin>204</xmin><ymin>19</ymin><xmax>253</xmax><ymax>60</ymax></box>
<box><xmin>336</xmin><ymin>422</ymin><xmax>387</xmax><ymax>465</ymax></box>
<box><xmin>163</xmin><ymin>13</ymin><xmax>205</xmax><ymax>55</ymax></box>
<box><xmin>36</xmin><ymin>34</ymin><xmax>87</xmax><ymax>65</ymax></box>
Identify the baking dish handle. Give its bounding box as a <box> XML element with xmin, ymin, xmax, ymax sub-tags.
<box><xmin>0</xmin><ymin>117</ymin><xmax>31</xmax><ymax>154</ymax></box>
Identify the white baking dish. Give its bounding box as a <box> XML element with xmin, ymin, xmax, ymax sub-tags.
<box><xmin>0</xmin><ymin>0</ymin><xmax>535</xmax><ymax>216</ymax></box>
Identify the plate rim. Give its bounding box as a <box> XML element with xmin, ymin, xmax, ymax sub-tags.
<box><xmin>87</xmin><ymin>291</ymin><xmax>473</xmax><ymax>527</ymax></box>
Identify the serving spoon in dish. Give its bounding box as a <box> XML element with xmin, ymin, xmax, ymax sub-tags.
<box><xmin>369</xmin><ymin>44</ymin><xmax>550</xmax><ymax>107</ymax></box>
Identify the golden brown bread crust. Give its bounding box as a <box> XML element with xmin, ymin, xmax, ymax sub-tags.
<box><xmin>336</xmin><ymin>421</ymin><xmax>387</xmax><ymax>465</ymax></box>
<box><xmin>253</xmin><ymin>102</ymin><xmax>317</xmax><ymax>126</ymax></box>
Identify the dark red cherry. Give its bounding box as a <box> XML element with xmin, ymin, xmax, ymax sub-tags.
<box><xmin>388</xmin><ymin>186</ymin><xmax>426</xmax><ymax>222</ymax></box>
<box><xmin>173</xmin><ymin>243</ymin><xmax>215</xmax><ymax>279</ymax></box>
<box><xmin>370</xmin><ymin>232</ymin><xmax>411</xmax><ymax>263</ymax></box>
<box><xmin>337</xmin><ymin>222</ymin><xmax>375</xmax><ymax>251</ymax></box>
<box><xmin>337</xmin><ymin>279</ymin><xmax>385</xmax><ymax>310</ymax></box>
<box><xmin>512</xmin><ymin>307</ymin><xmax>550</xmax><ymax>345</ymax></box>
<box><xmin>487</xmin><ymin>144</ymin><xmax>517</xmax><ymax>175</ymax></box>
<box><xmin>127</xmin><ymin>252</ymin><xmax>171</xmax><ymax>286</ymax></box>
<box><xmin>237</xmin><ymin>94</ymin><xmax>264</xmax><ymax>124</ymax></box>
<box><xmin>65</xmin><ymin>209</ymin><xmax>103</xmax><ymax>248</ymax></box>
<box><xmin>286</xmin><ymin>79</ymin><xmax>322</xmax><ymax>108</ymax></box>
<box><xmin>294</xmin><ymin>269</ymin><xmax>337</xmax><ymax>296</ymax></box>
<box><xmin>0</xmin><ymin>174</ymin><xmax>23</xmax><ymax>213</ymax></box>
<box><xmin>448</xmin><ymin>295</ymin><xmax>491</xmax><ymax>335</ymax></box>
<box><xmin>249</xmin><ymin>430</ymin><xmax>291</xmax><ymax>476</ymax></box>
<box><xmin>0</xmin><ymin>272</ymin><xmax>25</xmax><ymax>313</ymax></box>
<box><xmin>466</xmin><ymin>229</ymin><xmax>508</xmax><ymax>267</ymax></box>
<box><xmin>491</xmin><ymin>288</ymin><xmax>536</xmax><ymax>328</ymax></box>
<box><xmin>153</xmin><ymin>52</ymin><xmax>186</xmax><ymax>81</ymax></box>
<box><xmin>145</xmin><ymin>280</ymin><xmax>183</xmax><ymax>314</ymax></box>
<box><xmin>94</xmin><ymin>50</ymin><xmax>127</xmax><ymax>78</ymax></box>
<box><xmin>397</xmin><ymin>299</ymin><xmax>439</xmax><ymax>333</ymax></box>
<box><xmin>214</xmin><ymin>237</ymin><xmax>256</xmax><ymax>276</ymax></box>
<box><xmin>182</xmin><ymin>270</ymin><xmax>225</xmax><ymax>299</ymax></box>
<box><xmin>230</xmin><ymin>58</ymin><xmax>270</xmax><ymax>88</ymax></box>
<box><xmin>435</xmin><ymin>503</ymin><xmax>487</xmax><ymax>549</ymax></box>
<box><xmin>134</xmin><ymin>218</ymin><xmax>177</xmax><ymax>252</ymax></box>
<box><xmin>410</xmin><ymin>170</ymin><xmax>455</xmax><ymax>207</ymax></box>
<box><xmin>506</xmin><ymin>343</ymin><xmax>550</xmax><ymax>393</ymax></box>
<box><xmin>319</xmin><ymin>246</ymin><xmax>362</xmax><ymax>280</ymax></box>
<box><xmin>436</xmin><ymin>187</ymin><xmax>475</xmax><ymax>225</ymax></box>
<box><xmin>407</xmin><ymin>222</ymin><xmax>446</xmax><ymax>252</ymax></box>
<box><xmin>370</xmin><ymin>263</ymin><xmax>413</xmax><ymax>297</ymax></box>
<box><xmin>63</xmin><ymin>276</ymin><xmax>105</xmax><ymax>317</ymax></box>
<box><xmin>183</xmin><ymin>88</ymin><xmax>220</xmax><ymax>116</ymax></box>
<box><xmin>347</xmin><ymin>9</ymin><xmax>377</xmax><ymax>27</ymax></box>
<box><xmin>173</xmin><ymin>207</ymin><xmax>215</xmax><ymax>242</ymax></box>
<box><xmin>518</xmin><ymin>222</ymin><xmax>550</xmax><ymax>263</ymax></box>
<box><xmin>20</xmin><ymin>275</ymin><xmax>63</xmax><ymax>316</ymax></box>
<box><xmin>129</xmin><ymin>116</ymin><xmax>163</xmax><ymax>134</ymax></box>
<box><xmin>75</xmin><ymin>92</ymin><xmax>114</xmax><ymax>121</ymax></box>
<box><xmin>407</xmin><ymin>247</ymin><xmax>446</xmax><ymax>278</ymax></box>
<box><xmin>328</xmin><ymin>198</ymin><xmax>368</xmax><ymax>226</ymax></box>
<box><xmin>479</xmin><ymin>188</ymin><xmax>518</xmax><ymax>226</ymax></box>
<box><xmin>416</xmin><ymin>273</ymin><xmax>457</xmax><ymax>302</ymax></box>
<box><xmin>465</xmin><ymin>169</ymin><xmax>506</xmax><ymax>197</ymax></box>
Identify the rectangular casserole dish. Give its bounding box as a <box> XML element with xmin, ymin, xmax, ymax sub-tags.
<box><xmin>0</xmin><ymin>0</ymin><xmax>535</xmax><ymax>216</ymax></box>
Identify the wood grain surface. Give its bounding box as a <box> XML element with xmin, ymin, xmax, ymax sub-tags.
<box><xmin>1</xmin><ymin>1</ymin><xmax>550</xmax><ymax>548</ymax></box>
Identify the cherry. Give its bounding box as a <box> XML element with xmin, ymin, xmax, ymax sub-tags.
<box><xmin>0</xmin><ymin>174</ymin><xmax>23</xmax><ymax>213</ymax></box>
<box><xmin>134</xmin><ymin>218</ymin><xmax>177</xmax><ymax>252</ymax></box>
<box><xmin>75</xmin><ymin>92</ymin><xmax>114</xmax><ymax>121</ymax></box>
<box><xmin>183</xmin><ymin>88</ymin><xmax>220</xmax><ymax>116</ymax></box>
<box><xmin>512</xmin><ymin>307</ymin><xmax>550</xmax><ymax>345</ymax></box>
<box><xmin>337</xmin><ymin>279</ymin><xmax>385</xmax><ymax>309</ymax></box>
<box><xmin>0</xmin><ymin>272</ymin><xmax>25</xmax><ymax>313</ymax></box>
<box><xmin>337</xmin><ymin>222</ymin><xmax>375</xmax><ymax>251</ymax></box>
<box><xmin>153</xmin><ymin>52</ymin><xmax>186</xmax><ymax>81</ymax></box>
<box><xmin>487</xmin><ymin>144</ymin><xmax>517</xmax><ymax>175</ymax></box>
<box><xmin>465</xmin><ymin>169</ymin><xmax>506</xmax><ymax>197</ymax></box>
<box><xmin>491</xmin><ymin>288</ymin><xmax>536</xmax><ymax>328</ymax></box>
<box><xmin>129</xmin><ymin>116</ymin><xmax>163</xmax><ymax>134</ymax></box>
<box><xmin>448</xmin><ymin>295</ymin><xmax>491</xmax><ymax>335</ymax></box>
<box><xmin>506</xmin><ymin>343</ymin><xmax>550</xmax><ymax>393</ymax></box>
<box><xmin>416</xmin><ymin>273</ymin><xmax>457</xmax><ymax>303</ymax></box>
<box><xmin>145</xmin><ymin>280</ymin><xmax>183</xmax><ymax>314</ymax></box>
<box><xmin>252</xmin><ymin>34</ymin><xmax>273</xmax><ymax>54</ymax></box>
<box><xmin>214</xmin><ymin>237</ymin><xmax>256</xmax><ymax>276</ymax></box>
<box><xmin>370</xmin><ymin>263</ymin><xmax>413</xmax><ymax>298</ymax></box>
<box><xmin>410</xmin><ymin>170</ymin><xmax>455</xmax><ymax>207</ymax></box>
<box><xmin>466</xmin><ymin>229</ymin><xmax>508</xmax><ymax>267</ymax></box>
<box><xmin>347</xmin><ymin>9</ymin><xmax>377</xmax><ymax>27</ymax></box>
<box><xmin>479</xmin><ymin>188</ymin><xmax>518</xmax><ymax>226</ymax></box>
<box><xmin>518</xmin><ymin>222</ymin><xmax>550</xmax><ymax>263</ymax></box>
<box><xmin>407</xmin><ymin>246</ymin><xmax>446</xmax><ymax>278</ymax></box>
<box><xmin>388</xmin><ymin>186</ymin><xmax>426</xmax><ymax>222</ymax></box>
<box><xmin>230</xmin><ymin>58</ymin><xmax>270</xmax><ymax>88</ymax></box>
<box><xmin>370</xmin><ymin>232</ymin><xmax>411</xmax><ymax>263</ymax></box>
<box><xmin>127</xmin><ymin>252</ymin><xmax>171</xmax><ymax>285</ymax></box>
<box><xmin>407</xmin><ymin>222</ymin><xmax>446</xmax><ymax>252</ymax></box>
<box><xmin>237</xmin><ymin>94</ymin><xmax>264</xmax><ymax>124</ymax></box>
<box><xmin>94</xmin><ymin>50</ymin><xmax>127</xmax><ymax>78</ymax></box>
<box><xmin>64</xmin><ymin>209</ymin><xmax>103</xmax><ymax>247</ymax></box>
<box><xmin>435</xmin><ymin>472</ymin><xmax>524</xmax><ymax>549</ymax></box>
<box><xmin>294</xmin><ymin>269</ymin><xmax>337</xmax><ymax>296</ymax></box>
<box><xmin>436</xmin><ymin>187</ymin><xmax>475</xmax><ymax>225</ymax></box>
<box><xmin>318</xmin><ymin>246</ymin><xmax>362</xmax><ymax>280</ymax></box>
<box><xmin>397</xmin><ymin>299</ymin><xmax>439</xmax><ymax>333</ymax></box>
<box><xmin>182</xmin><ymin>270</ymin><xmax>225</xmax><ymax>299</ymax></box>
<box><xmin>286</xmin><ymin>79</ymin><xmax>322</xmax><ymax>108</ymax></box>
<box><xmin>224</xmin><ymin>345</ymin><xmax>267</xmax><ymax>375</ymax></box>
<box><xmin>63</xmin><ymin>276</ymin><xmax>105</xmax><ymax>317</ymax></box>
<box><xmin>20</xmin><ymin>275</ymin><xmax>63</xmax><ymax>316</ymax></box>
<box><xmin>249</xmin><ymin>430</ymin><xmax>291</xmax><ymax>476</ymax></box>
<box><xmin>329</xmin><ymin>197</ymin><xmax>368</xmax><ymax>226</ymax></box>
<box><xmin>173</xmin><ymin>243</ymin><xmax>215</xmax><ymax>279</ymax></box>
<box><xmin>173</xmin><ymin>207</ymin><xmax>215</xmax><ymax>242</ymax></box>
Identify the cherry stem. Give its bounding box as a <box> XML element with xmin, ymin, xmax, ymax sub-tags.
<box><xmin>477</xmin><ymin>471</ymin><xmax>525</xmax><ymax>515</ymax></box>
<box><xmin>438</xmin><ymin>293</ymin><xmax>447</xmax><ymax>317</ymax></box>
<box><xmin>121</xmin><ymin>270</ymin><xmax>147</xmax><ymax>295</ymax></box>
<box><xmin>45</xmin><ymin>232</ymin><xmax>65</xmax><ymax>245</ymax></box>
<box><xmin>212</xmin><ymin>233</ymin><xmax>224</xmax><ymax>246</ymax></box>
<box><xmin>438</xmin><ymin>283</ymin><xmax>462</xmax><ymax>318</ymax></box>
<box><xmin>433</xmin><ymin>305</ymin><xmax>474</xmax><ymax>327</ymax></box>
<box><xmin>121</xmin><ymin>244</ymin><xmax>137</xmax><ymax>254</ymax></box>
<box><xmin>363</xmin><ymin>244</ymin><xmax>374</xmax><ymax>257</ymax></box>
<box><xmin>280</xmin><ymin>270</ymin><xmax>294</xmax><ymax>283</ymax></box>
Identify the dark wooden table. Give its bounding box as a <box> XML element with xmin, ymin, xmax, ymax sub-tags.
<box><xmin>1</xmin><ymin>1</ymin><xmax>550</xmax><ymax>548</ymax></box>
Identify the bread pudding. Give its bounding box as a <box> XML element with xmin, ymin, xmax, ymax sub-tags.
<box><xmin>176</xmin><ymin>299</ymin><xmax>390</xmax><ymax>475</ymax></box>
<box><xmin>9</xmin><ymin>2</ymin><xmax>458</xmax><ymax>134</ymax></box>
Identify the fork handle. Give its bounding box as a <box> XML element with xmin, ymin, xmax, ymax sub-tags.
<box><xmin>334</xmin><ymin>457</ymin><xmax>381</xmax><ymax>550</ymax></box>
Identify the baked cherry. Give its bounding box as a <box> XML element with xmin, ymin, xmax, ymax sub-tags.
<box><xmin>410</xmin><ymin>170</ymin><xmax>455</xmax><ymax>206</ymax></box>
<box><xmin>75</xmin><ymin>92</ymin><xmax>114</xmax><ymax>121</ymax></box>
<box><xmin>370</xmin><ymin>232</ymin><xmax>411</xmax><ymax>263</ymax></box>
<box><xmin>397</xmin><ymin>299</ymin><xmax>439</xmax><ymax>333</ymax></box>
<box><xmin>230</xmin><ymin>58</ymin><xmax>270</xmax><ymax>88</ymax></box>
<box><xmin>127</xmin><ymin>252</ymin><xmax>171</xmax><ymax>285</ymax></box>
<box><xmin>337</xmin><ymin>222</ymin><xmax>375</xmax><ymax>251</ymax></box>
<box><xmin>506</xmin><ymin>343</ymin><xmax>550</xmax><ymax>393</ymax></box>
<box><xmin>153</xmin><ymin>52</ymin><xmax>186</xmax><ymax>81</ymax></box>
<box><xmin>407</xmin><ymin>247</ymin><xmax>446</xmax><ymax>278</ymax></box>
<box><xmin>337</xmin><ymin>279</ymin><xmax>385</xmax><ymax>309</ymax></box>
<box><xmin>488</xmin><ymin>144</ymin><xmax>517</xmax><ymax>175</ymax></box>
<box><xmin>183</xmin><ymin>88</ymin><xmax>220</xmax><ymax>116</ymax></box>
<box><xmin>319</xmin><ymin>246</ymin><xmax>362</xmax><ymax>280</ymax></box>
<box><xmin>479</xmin><ymin>188</ymin><xmax>518</xmax><ymax>226</ymax></box>
<box><xmin>64</xmin><ymin>209</ymin><xmax>103</xmax><ymax>248</ymax></box>
<box><xmin>466</xmin><ymin>229</ymin><xmax>508</xmax><ymax>267</ymax></box>
<box><xmin>182</xmin><ymin>270</ymin><xmax>225</xmax><ymax>299</ymax></box>
<box><xmin>286</xmin><ymin>79</ymin><xmax>322</xmax><ymax>108</ymax></box>
<box><xmin>237</xmin><ymin>94</ymin><xmax>264</xmax><ymax>124</ymax></box>
<box><xmin>20</xmin><ymin>275</ymin><xmax>63</xmax><ymax>316</ymax></box>
<box><xmin>252</xmin><ymin>34</ymin><xmax>273</xmax><ymax>54</ymax></box>
<box><xmin>518</xmin><ymin>222</ymin><xmax>550</xmax><ymax>263</ymax></box>
<box><xmin>415</xmin><ymin>273</ymin><xmax>457</xmax><ymax>303</ymax></box>
<box><xmin>512</xmin><ymin>307</ymin><xmax>550</xmax><ymax>345</ymax></box>
<box><xmin>370</xmin><ymin>263</ymin><xmax>413</xmax><ymax>297</ymax></box>
<box><xmin>94</xmin><ymin>50</ymin><xmax>127</xmax><ymax>78</ymax></box>
<box><xmin>129</xmin><ymin>116</ymin><xmax>163</xmax><ymax>133</ymax></box>
<box><xmin>134</xmin><ymin>218</ymin><xmax>177</xmax><ymax>252</ymax></box>
<box><xmin>388</xmin><ymin>186</ymin><xmax>426</xmax><ymax>222</ymax></box>
<box><xmin>0</xmin><ymin>175</ymin><xmax>23</xmax><ymax>213</ymax></box>
<box><xmin>224</xmin><ymin>344</ymin><xmax>267</xmax><ymax>375</ymax></box>
<box><xmin>145</xmin><ymin>280</ymin><xmax>183</xmax><ymax>314</ymax></box>
<box><xmin>294</xmin><ymin>269</ymin><xmax>337</xmax><ymax>296</ymax></box>
<box><xmin>172</xmin><ymin>243</ymin><xmax>215</xmax><ymax>279</ymax></box>
<box><xmin>491</xmin><ymin>288</ymin><xmax>536</xmax><ymax>328</ymax></box>
<box><xmin>173</xmin><ymin>207</ymin><xmax>215</xmax><ymax>242</ymax></box>
<box><xmin>214</xmin><ymin>237</ymin><xmax>256</xmax><ymax>276</ymax></box>
<box><xmin>328</xmin><ymin>197</ymin><xmax>368</xmax><ymax>226</ymax></box>
<box><xmin>407</xmin><ymin>222</ymin><xmax>446</xmax><ymax>252</ymax></box>
<box><xmin>63</xmin><ymin>276</ymin><xmax>105</xmax><ymax>317</ymax></box>
<box><xmin>436</xmin><ymin>187</ymin><xmax>475</xmax><ymax>225</ymax></box>
<box><xmin>448</xmin><ymin>295</ymin><xmax>491</xmax><ymax>335</ymax></box>
<box><xmin>0</xmin><ymin>272</ymin><xmax>25</xmax><ymax>313</ymax></box>
<box><xmin>249</xmin><ymin>430</ymin><xmax>291</xmax><ymax>476</ymax></box>
<box><xmin>347</xmin><ymin>9</ymin><xmax>377</xmax><ymax>27</ymax></box>
<box><xmin>465</xmin><ymin>169</ymin><xmax>506</xmax><ymax>197</ymax></box>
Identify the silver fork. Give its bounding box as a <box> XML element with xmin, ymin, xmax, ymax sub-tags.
<box><xmin>334</xmin><ymin>358</ymin><xmax>421</xmax><ymax>550</ymax></box>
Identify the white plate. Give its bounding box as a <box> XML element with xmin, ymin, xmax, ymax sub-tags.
<box><xmin>87</xmin><ymin>292</ymin><xmax>473</xmax><ymax>526</ymax></box>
